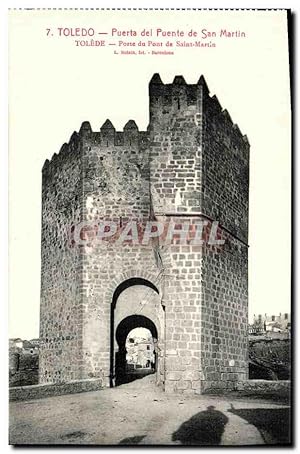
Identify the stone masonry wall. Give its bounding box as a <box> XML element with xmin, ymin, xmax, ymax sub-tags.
<box><xmin>149</xmin><ymin>74</ymin><xmax>204</xmax><ymax>214</ymax></box>
<box><xmin>75</xmin><ymin>120</ymin><xmax>163</xmax><ymax>386</ymax></box>
<box><xmin>162</xmin><ymin>239</ymin><xmax>202</xmax><ymax>394</ymax></box>
<box><xmin>202</xmin><ymin>90</ymin><xmax>249</xmax><ymax>243</ymax></box>
<box><xmin>40</xmin><ymin>133</ymin><xmax>84</xmax><ymax>384</ymax></box>
<box><xmin>199</xmin><ymin>88</ymin><xmax>249</xmax><ymax>391</ymax></box>
<box><xmin>147</xmin><ymin>76</ymin><xmax>207</xmax><ymax>393</ymax></box>
<box><xmin>200</xmin><ymin>229</ymin><xmax>248</xmax><ymax>392</ymax></box>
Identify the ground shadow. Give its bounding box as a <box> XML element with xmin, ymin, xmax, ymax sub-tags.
<box><xmin>172</xmin><ymin>405</ymin><xmax>228</xmax><ymax>446</ymax></box>
<box><xmin>228</xmin><ymin>405</ymin><xmax>291</xmax><ymax>445</ymax></box>
<box><xmin>116</xmin><ymin>368</ymin><xmax>155</xmax><ymax>386</ymax></box>
<box><xmin>118</xmin><ymin>435</ymin><xmax>146</xmax><ymax>445</ymax></box>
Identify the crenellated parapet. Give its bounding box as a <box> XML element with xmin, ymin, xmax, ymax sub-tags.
<box><xmin>149</xmin><ymin>73</ymin><xmax>208</xmax><ymax>107</ymax></box>
<box><xmin>42</xmin><ymin>120</ymin><xmax>150</xmax><ymax>176</ymax></box>
<box><xmin>43</xmin><ymin>73</ymin><xmax>249</xmax><ymax>180</ymax></box>
<box><xmin>148</xmin><ymin>73</ymin><xmax>249</xmax><ymax>157</ymax></box>
<box><xmin>148</xmin><ymin>73</ymin><xmax>208</xmax><ymax>126</ymax></box>
<box><xmin>42</xmin><ymin>130</ymin><xmax>81</xmax><ymax>180</ymax></box>
<box><xmin>97</xmin><ymin>119</ymin><xmax>149</xmax><ymax>148</ymax></box>
<box><xmin>203</xmin><ymin>89</ymin><xmax>249</xmax><ymax>159</ymax></box>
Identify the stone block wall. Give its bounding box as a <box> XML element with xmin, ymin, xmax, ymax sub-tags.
<box><xmin>198</xmin><ymin>86</ymin><xmax>249</xmax><ymax>391</ymax></box>
<box><xmin>200</xmin><ymin>227</ymin><xmax>248</xmax><ymax>392</ymax></box>
<box><xmin>77</xmin><ymin>121</ymin><xmax>163</xmax><ymax>386</ymax></box>
<box><xmin>149</xmin><ymin>74</ymin><xmax>204</xmax><ymax>215</ymax></box>
<box><xmin>9</xmin><ymin>379</ymin><xmax>103</xmax><ymax>402</ymax></box>
<box><xmin>40</xmin><ymin>133</ymin><xmax>83</xmax><ymax>384</ymax></box>
<box><xmin>202</xmin><ymin>90</ymin><xmax>249</xmax><ymax>242</ymax></box>
<box><xmin>159</xmin><ymin>222</ymin><xmax>202</xmax><ymax>394</ymax></box>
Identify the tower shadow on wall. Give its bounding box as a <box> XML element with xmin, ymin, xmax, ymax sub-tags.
<box><xmin>172</xmin><ymin>406</ymin><xmax>228</xmax><ymax>446</ymax></box>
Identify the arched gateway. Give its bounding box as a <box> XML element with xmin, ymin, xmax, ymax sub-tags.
<box><xmin>114</xmin><ymin>315</ymin><xmax>158</xmax><ymax>386</ymax></box>
<box><xmin>39</xmin><ymin>74</ymin><xmax>249</xmax><ymax>394</ymax></box>
<box><xmin>110</xmin><ymin>278</ymin><xmax>164</xmax><ymax>387</ymax></box>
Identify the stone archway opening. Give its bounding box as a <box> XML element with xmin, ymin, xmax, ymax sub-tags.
<box><xmin>110</xmin><ymin>277</ymin><xmax>164</xmax><ymax>388</ymax></box>
<box><xmin>115</xmin><ymin>315</ymin><xmax>158</xmax><ymax>386</ymax></box>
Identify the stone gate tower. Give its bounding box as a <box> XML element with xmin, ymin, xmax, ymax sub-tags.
<box><xmin>40</xmin><ymin>74</ymin><xmax>249</xmax><ymax>394</ymax></box>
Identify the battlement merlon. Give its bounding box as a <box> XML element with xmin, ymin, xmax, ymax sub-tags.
<box><xmin>42</xmin><ymin>74</ymin><xmax>249</xmax><ymax>174</ymax></box>
<box><xmin>148</xmin><ymin>73</ymin><xmax>249</xmax><ymax>147</ymax></box>
<box><xmin>42</xmin><ymin>120</ymin><xmax>149</xmax><ymax>173</ymax></box>
<box><xmin>149</xmin><ymin>73</ymin><xmax>209</xmax><ymax>94</ymax></box>
<box><xmin>148</xmin><ymin>73</ymin><xmax>208</xmax><ymax>117</ymax></box>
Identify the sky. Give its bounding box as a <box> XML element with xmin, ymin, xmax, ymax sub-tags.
<box><xmin>9</xmin><ymin>9</ymin><xmax>291</xmax><ymax>339</ymax></box>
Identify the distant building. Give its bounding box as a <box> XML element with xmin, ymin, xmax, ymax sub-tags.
<box><xmin>9</xmin><ymin>338</ymin><xmax>40</xmax><ymax>387</ymax></box>
<box><xmin>126</xmin><ymin>336</ymin><xmax>155</xmax><ymax>369</ymax></box>
<box><xmin>9</xmin><ymin>338</ymin><xmax>23</xmax><ymax>350</ymax></box>
<box><xmin>249</xmin><ymin>313</ymin><xmax>291</xmax><ymax>337</ymax></box>
<box><xmin>23</xmin><ymin>340</ymin><xmax>39</xmax><ymax>354</ymax></box>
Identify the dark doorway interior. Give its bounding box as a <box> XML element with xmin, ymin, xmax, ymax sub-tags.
<box><xmin>115</xmin><ymin>315</ymin><xmax>158</xmax><ymax>386</ymax></box>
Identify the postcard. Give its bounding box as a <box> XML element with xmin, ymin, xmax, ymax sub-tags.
<box><xmin>8</xmin><ymin>8</ymin><xmax>291</xmax><ymax>446</ymax></box>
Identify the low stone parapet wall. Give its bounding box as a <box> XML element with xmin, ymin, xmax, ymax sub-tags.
<box><xmin>201</xmin><ymin>379</ymin><xmax>290</xmax><ymax>398</ymax></box>
<box><xmin>236</xmin><ymin>379</ymin><xmax>290</xmax><ymax>393</ymax></box>
<box><xmin>9</xmin><ymin>378</ymin><xmax>103</xmax><ymax>401</ymax></box>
